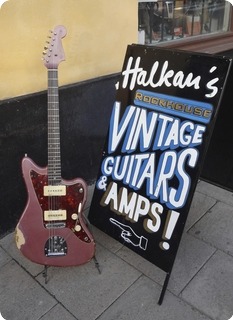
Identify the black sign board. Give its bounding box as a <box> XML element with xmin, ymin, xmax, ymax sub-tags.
<box><xmin>89</xmin><ymin>45</ymin><xmax>231</xmax><ymax>302</ymax></box>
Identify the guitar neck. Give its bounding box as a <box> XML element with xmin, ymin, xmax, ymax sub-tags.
<box><xmin>47</xmin><ymin>69</ymin><xmax>61</xmax><ymax>185</ymax></box>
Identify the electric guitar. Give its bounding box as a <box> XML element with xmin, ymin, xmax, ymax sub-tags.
<box><xmin>15</xmin><ymin>25</ymin><xmax>95</xmax><ymax>267</ymax></box>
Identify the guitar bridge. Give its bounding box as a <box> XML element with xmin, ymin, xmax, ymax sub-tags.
<box><xmin>44</xmin><ymin>236</ymin><xmax>67</xmax><ymax>257</ymax></box>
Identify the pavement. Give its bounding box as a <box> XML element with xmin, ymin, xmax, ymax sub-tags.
<box><xmin>0</xmin><ymin>180</ymin><xmax>233</xmax><ymax>320</ymax></box>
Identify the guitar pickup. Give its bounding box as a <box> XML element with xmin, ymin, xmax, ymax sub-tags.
<box><xmin>44</xmin><ymin>210</ymin><xmax>67</xmax><ymax>221</ymax></box>
<box><xmin>43</xmin><ymin>185</ymin><xmax>66</xmax><ymax>196</ymax></box>
<box><xmin>45</xmin><ymin>222</ymin><xmax>66</xmax><ymax>229</ymax></box>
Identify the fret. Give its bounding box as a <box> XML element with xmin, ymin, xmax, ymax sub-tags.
<box><xmin>48</xmin><ymin>165</ymin><xmax>61</xmax><ymax>169</ymax></box>
<box><xmin>48</xmin><ymin>156</ymin><xmax>60</xmax><ymax>158</ymax></box>
<box><xmin>48</xmin><ymin>162</ymin><xmax>61</xmax><ymax>164</ymax></box>
<box><xmin>48</xmin><ymin>155</ymin><xmax>60</xmax><ymax>158</ymax></box>
<box><xmin>48</xmin><ymin>168</ymin><xmax>61</xmax><ymax>172</ymax></box>
<box><xmin>48</xmin><ymin>161</ymin><xmax>61</xmax><ymax>163</ymax></box>
<box><xmin>48</xmin><ymin>151</ymin><xmax>61</xmax><ymax>154</ymax></box>
<box><xmin>48</xmin><ymin>163</ymin><xmax>61</xmax><ymax>166</ymax></box>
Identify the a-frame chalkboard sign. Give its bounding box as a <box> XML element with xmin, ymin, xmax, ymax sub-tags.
<box><xmin>89</xmin><ymin>44</ymin><xmax>232</xmax><ymax>304</ymax></box>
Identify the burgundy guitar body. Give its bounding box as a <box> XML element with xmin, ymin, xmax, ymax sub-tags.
<box><xmin>16</xmin><ymin>157</ymin><xmax>95</xmax><ymax>266</ymax></box>
<box><xmin>15</xmin><ymin>25</ymin><xmax>95</xmax><ymax>267</ymax></box>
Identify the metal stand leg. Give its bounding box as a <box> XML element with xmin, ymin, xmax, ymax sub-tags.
<box><xmin>83</xmin><ymin>214</ymin><xmax>101</xmax><ymax>274</ymax></box>
<box><xmin>43</xmin><ymin>265</ymin><xmax>48</xmax><ymax>284</ymax></box>
<box><xmin>158</xmin><ymin>272</ymin><xmax>170</xmax><ymax>305</ymax></box>
<box><xmin>93</xmin><ymin>255</ymin><xmax>101</xmax><ymax>274</ymax></box>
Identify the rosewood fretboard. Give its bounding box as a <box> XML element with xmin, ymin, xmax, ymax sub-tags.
<box><xmin>47</xmin><ymin>69</ymin><xmax>61</xmax><ymax>185</ymax></box>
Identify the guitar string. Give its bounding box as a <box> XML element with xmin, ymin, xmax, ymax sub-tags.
<box><xmin>51</xmin><ymin>68</ymin><xmax>55</xmax><ymax>229</ymax></box>
<box><xmin>47</xmin><ymin>47</ymin><xmax>87</xmax><ymax>255</ymax></box>
<box><xmin>51</xmin><ymin>68</ymin><xmax>73</xmax><ymax>246</ymax></box>
<box><xmin>48</xmin><ymin>68</ymin><xmax>53</xmax><ymax>253</ymax></box>
<box><xmin>49</xmin><ymin>68</ymin><xmax>71</xmax><ymax>250</ymax></box>
<box><xmin>53</xmin><ymin>68</ymin><xmax>60</xmax><ymax>251</ymax></box>
<box><xmin>52</xmin><ymin>68</ymin><xmax>58</xmax><ymax>251</ymax></box>
<box><xmin>55</xmin><ymin>68</ymin><xmax>60</xmax><ymax>246</ymax></box>
<box><xmin>47</xmin><ymin>68</ymin><xmax>51</xmax><ymax>253</ymax></box>
<box><xmin>48</xmin><ymin>68</ymin><xmax>57</xmax><ymax>253</ymax></box>
<box><xmin>51</xmin><ymin>68</ymin><xmax>84</xmax><ymax>245</ymax></box>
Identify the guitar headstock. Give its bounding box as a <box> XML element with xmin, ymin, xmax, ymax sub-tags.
<box><xmin>42</xmin><ymin>25</ymin><xmax>67</xmax><ymax>69</ymax></box>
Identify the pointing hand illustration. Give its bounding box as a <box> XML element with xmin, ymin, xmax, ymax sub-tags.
<box><xmin>110</xmin><ymin>218</ymin><xmax>148</xmax><ymax>250</ymax></box>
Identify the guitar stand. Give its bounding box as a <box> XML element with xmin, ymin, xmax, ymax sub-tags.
<box><xmin>93</xmin><ymin>255</ymin><xmax>101</xmax><ymax>274</ymax></box>
<box><xmin>43</xmin><ymin>265</ymin><xmax>48</xmax><ymax>284</ymax></box>
<box><xmin>83</xmin><ymin>214</ymin><xmax>101</xmax><ymax>274</ymax></box>
<box><xmin>42</xmin><ymin>255</ymin><xmax>101</xmax><ymax>285</ymax></box>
